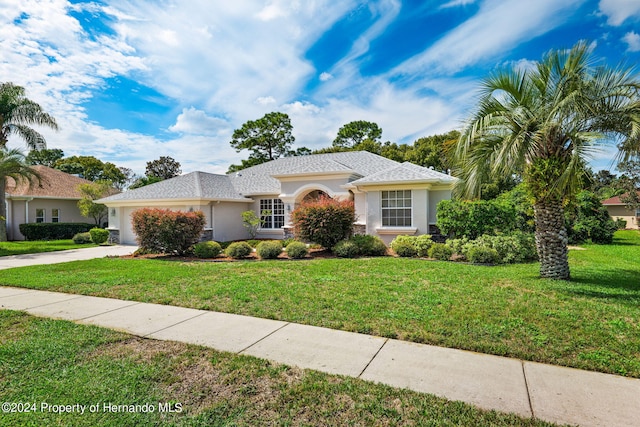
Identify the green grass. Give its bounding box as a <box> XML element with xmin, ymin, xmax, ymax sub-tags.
<box><xmin>0</xmin><ymin>240</ymin><xmax>97</xmax><ymax>257</ymax></box>
<box><xmin>1</xmin><ymin>231</ymin><xmax>639</xmax><ymax>377</ymax></box>
<box><xmin>0</xmin><ymin>311</ymin><xmax>557</xmax><ymax>426</ymax></box>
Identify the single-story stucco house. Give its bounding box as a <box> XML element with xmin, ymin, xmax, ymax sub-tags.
<box><xmin>5</xmin><ymin>165</ymin><xmax>95</xmax><ymax>240</ymax></box>
<box><xmin>602</xmin><ymin>191</ymin><xmax>640</xmax><ymax>229</ymax></box>
<box><xmin>98</xmin><ymin>151</ymin><xmax>458</xmax><ymax>245</ymax></box>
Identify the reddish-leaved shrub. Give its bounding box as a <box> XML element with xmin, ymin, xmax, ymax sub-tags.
<box><xmin>131</xmin><ymin>208</ymin><xmax>205</xmax><ymax>255</ymax></box>
<box><xmin>291</xmin><ymin>197</ymin><xmax>356</xmax><ymax>250</ymax></box>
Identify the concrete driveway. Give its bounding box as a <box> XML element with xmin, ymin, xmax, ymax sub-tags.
<box><xmin>0</xmin><ymin>245</ymin><xmax>138</xmax><ymax>270</ymax></box>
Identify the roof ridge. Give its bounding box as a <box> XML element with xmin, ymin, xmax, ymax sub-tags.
<box><xmin>193</xmin><ymin>171</ymin><xmax>202</xmax><ymax>198</ymax></box>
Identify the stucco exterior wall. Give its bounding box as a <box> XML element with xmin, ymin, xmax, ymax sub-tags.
<box><xmin>605</xmin><ymin>205</ymin><xmax>639</xmax><ymax>229</ymax></box>
<box><xmin>429</xmin><ymin>190</ymin><xmax>452</xmax><ymax>225</ymax></box>
<box><xmin>7</xmin><ymin>198</ymin><xmax>89</xmax><ymax>240</ymax></box>
<box><xmin>212</xmin><ymin>202</ymin><xmax>253</xmax><ymax>242</ymax></box>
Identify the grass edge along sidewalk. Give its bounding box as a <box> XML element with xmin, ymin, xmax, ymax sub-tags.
<box><xmin>0</xmin><ymin>310</ymin><xmax>559</xmax><ymax>427</ymax></box>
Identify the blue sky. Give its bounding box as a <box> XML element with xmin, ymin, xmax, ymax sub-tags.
<box><xmin>1</xmin><ymin>0</ymin><xmax>640</xmax><ymax>175</ymax></box>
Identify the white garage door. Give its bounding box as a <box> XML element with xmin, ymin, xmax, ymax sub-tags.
<box><xmin>121</xmin><ymin>207</ymin><xmax>138</xmax><ymax>245</ymax></box>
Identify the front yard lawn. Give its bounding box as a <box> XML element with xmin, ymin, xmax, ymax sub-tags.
<box><xmin>0</xmin><ymin>311</ymin><xmax>554</xmax><ymax>426</ymax></box>
<box><xmin>0</xmin><ymin>230</ymin><xmax>638</xmax><ymax>377</ymax></box>
<box><xmin>0</xmin><ymin>240</ymin><xmax>97</xmax><ymax>257</ymax></box>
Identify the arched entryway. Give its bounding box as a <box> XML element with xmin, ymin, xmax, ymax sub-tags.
<box><xmin>302</xmin><ymin>189</ymin><xmax>330</xmax><ymax>203</ymax></box>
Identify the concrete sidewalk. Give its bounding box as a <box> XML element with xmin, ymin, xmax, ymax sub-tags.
<box><xmin>1</xmin><ymin>286</ymin><xmax>639</xmax><ymax>427</ymax></box>
<box><xmin>0</xmin><ymin>245</ymin><xmax>137</xmax><ymax>270</ymax></box>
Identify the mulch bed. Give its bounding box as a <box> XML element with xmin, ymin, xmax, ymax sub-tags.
<box><xmin>119</xmin><ymin>248</ymin><xmax>338</xmax><ymax>262</ymax></box>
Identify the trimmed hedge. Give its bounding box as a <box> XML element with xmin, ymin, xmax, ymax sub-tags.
<box><xmin>334</xmin><ymin>235</ymin><xmax>388</xmax><ymax>258</ymax></box>
<box><xmin>256</xmin><ymin>241</ymin><xmax>283</xmax><ymax>259</ymax></box>
<box><xmin>131</xmin><ymin>208</ymin><xmax>206</xmax><ymax>256</ymax></box>
<box><xmin>89</xmin><ymin>228</ymin><xmax>109</xmax><ymax>245</ymax></box>
<box><xmin>291</xmin><ymin>197</ymin><xmax>356</xmax><ymax>250</ymax></box>
<box><xmin>225</xmin><ymin>241</ymin><xmax>252</xmax><ymax>259</ymax></box>
<box><xmin>72</xmin><ymin>232</ymin><xmax>92</xmax><ymax>244</ymax></box>
<box><xmin>285</xmin><ymin>241</ymin><xmax>308</xmax><ymax>259</ymax></box>
<box><xmin>390</xmin><ymin>235</ymin><xmax>417</xmax><ymax>257</ymax></box>
<box><xmin>19</xmin><ymin>223</ymin><xmax>95</xmax><ymax>240</ymax></box>
<box><xmin>428</xmin><ymin>243</ymin><xmax>453</xmax><ymax>261</ymax></box>
<box><xmin>193</xmin><ymin>241</ymin><xmax>222</xmax><ymax>258</ymax></box>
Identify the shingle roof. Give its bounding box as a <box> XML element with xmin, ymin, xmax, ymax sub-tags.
<box><xmin>350</xmin><ymin>162</ymin><xmax>458</xmax><ymax>185</ymax></box>
<box><xmin>602</xmin><ymin>191</ymin><xmax>640</xmax><ymax>206</ymax></box>
<box><xmin>98</xmin><ymin>171</ymin><xmax>250</xmax><ymax>203</ymax></box>
<box><xmin>5</xmin><ymin>165</ymin><xmax>93</xmax><ymax>199</ymax></box>
<box><xmin>228</xmin><ymin>151</ymin><xmax>400</xmax><ymax>195</ymax></box>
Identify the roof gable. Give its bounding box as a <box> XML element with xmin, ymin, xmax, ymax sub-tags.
<box><xmin>350</xmin><ymin>162</ymin><xmax>457</xmax><ymax>186</ymax></box>
<box><xmin>5</xmin><ymin>165</ymin><xmax>93</xmax><ymax>199</ymax></box>
<box><xmin>602</xmin><ymin>191</ymin><xmax>640</xmax><ymax>206</ymax></box>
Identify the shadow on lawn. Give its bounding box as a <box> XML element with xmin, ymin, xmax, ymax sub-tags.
<box><xmin>556</xmin><ymin>268</ymin><xmax>640</xmax><ymax>302</ymax></box>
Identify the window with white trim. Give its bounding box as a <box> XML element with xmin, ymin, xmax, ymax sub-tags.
<box><xmin>35</xmin><ymin>208</ymin><xmax>45</xmax><ymax>223</ymax></box>
<box><xmin>51</xmin><ymin>208</ymin><xmax>60</xmax><ymax>223</ymax></box>
<box><xmin>636</xmin><ymin>208</ymin><xmax>640</xmax><ymax>216</ymax></box>
<box><xmin>381</xmin><ymin>190</ymin><xmax>412</xmax><ymax>227</ymax></box>
<box><xmin>260</xmin><ymin>199</ymin><xmax>285</xmax><ymax>229</ymax></box>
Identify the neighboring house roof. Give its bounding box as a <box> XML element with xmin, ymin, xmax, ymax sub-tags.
<box><xmin>98</xmin><ymin>171</ymin><xmax>251</xmax><ymax>203</ymax></box>
<box><xmin>5</xmin><ymin>165</ymin><xmax>93</xmax><ymax>199</ymax></box>
<box><xmin>350</xmin><ymin>162</ymin><xmax>457</xmax><ymax>186</ymax></box>
<box><xmin>98</xmin><ymin>151</ymin><xmax>458</xmax><ymax>204</ymax></box>
<box><xmin>602</xmin><ymin>191</ymin><xmax>640</xmax><ymax>206</ymax></box>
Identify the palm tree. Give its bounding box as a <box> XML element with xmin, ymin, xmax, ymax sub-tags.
<box><xmin>1</xmin><ymin>82</ymin><xmax>58</xmax><ymax>241</ymax></box>
<box><xmin>0</xmin><ymin>82</ymin><xmax>58</xmax><ymax>149</ymax></box>
<box><xmin>0</xmin><ymin>148</ymin><xmax>42</xmax><ymax>240</ymax></box>
<box><xmin>453</xmin><ymin>41</ymin><xmax>640</xmax><ymax>280</ymax></box>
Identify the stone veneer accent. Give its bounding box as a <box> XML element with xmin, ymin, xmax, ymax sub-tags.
<box><xmin>107</xmin><ymin>229</ymin><xmax>120</xmax><ymax>244</ymax></box>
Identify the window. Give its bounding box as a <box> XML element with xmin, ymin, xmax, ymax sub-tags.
<box><xmin>382</xmin><ymin>190</ymin><xmax>412</xmax><ymax>227</ymax></box>
<box><xmin>51</xmin><ymin>209</ymin><xmax>60</xmax><ymax>223</ymax></box>
<box><xmin>636</xmin><ymin>208</ymin><xmax>640</xmax><ymax>216</ymax></box>
<box><xmin>35</xmin><ymin>208</ymin><xmax>45</xmax><ymax>223</ymax></box>
<box><xmin>260</xmin><ymin>199</ymin><xmax>285</xmax><ymax>229</ymax></box>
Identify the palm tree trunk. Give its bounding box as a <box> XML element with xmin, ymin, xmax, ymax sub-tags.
<box><xmin>0</xmin><ymin>177</ymin><xmax>8</xmax><ymax>241</ymax></box>
<box><xmin>534</xmin><ymin>199</ymin><xmax>570</xmax><ymax>280</ymax></box>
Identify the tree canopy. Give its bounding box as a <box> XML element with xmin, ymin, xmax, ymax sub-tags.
<box><xmin>229</xmin><ymin>112</ymin><xmax>294</xmax><ymax>171</ymax></box>
<box><xmin>26</xmin><ymin>148</ymin><xmax>64</xmax><ymax>167</ymax></box>
<box><xmin>453</xmin><ymin>41</ymin><xmax>640</xmax><ymax>280</ymax></box>
<box><xmin>145</xmin><ymin>156</ymin><xmax>181</xmax><ymax>180</ymax></box>
<box><xmin>55</xmin><ymin>155</ymin><xmax>126</xmax><ymax>186</ymax></box>
<box><xmin>332</xmin><ymin>121</ymin><xmax>382</xmax><ymax>149</ymax></box>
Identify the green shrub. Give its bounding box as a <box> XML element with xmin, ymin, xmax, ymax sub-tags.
<box><xmin>291</xmin><ymin>197</ymin><xmax>356</xmax><ymax>249</ymax></box>
<box><xmin>282</xmin><ymin>238</ymin><xmax>296</xmax><ymax>247</ymax></box>
<box><xmin>193</xmin><ymin>241</ymin><xmax>222</xmax><ymax>258</ymax></box>
<box><xmin>19</xmin><ymin>223</ymin><xmax>95</xmax><ymax>240</ymax></box>
<box><xmin>436</xmin><ymin>199</ymin><xmax>517</xmax><ymax>239</ymax></box>
<box><xmin>285</xmin><ymin>241</ymin><xmax>308</xmax><ymax>259</ymax></box>
<box><xmin>615</xmin><ymin>218</ymin><xmax>628</xmax><ymax>229</ymax></box>
<box><xmin>72</xmin><ymin>232</ymin><xmax>92</xmax><ymax>244</ymax></box>
<box><xmin>474</xmin><ymin>233</ymin><xmax>537</xmax><ymax>264</ymax></box>
<box><xmin>246</xmin><ymin>239</ymin><xmax>262</xmax><ymax>248</ymax></box>
<box><xmin>131</xmin><ymin>208</ymin><xmax>206</xmax><ymax>255</ymax></box>
<box><xmin>445</xmin><ymin>237</ymin><xmax>470</xmax><ymax>257</ymax></box>
<box><xmin>464</xmin><ymin>244</ymin><xmax>500</xmax><ymax>264</ymax></box>
<box><xmin>333</xmin><ymin>240</ymin><xmax>360</xmax><ymax>258</ymax></box>
<box><xmin>566</xmin><ymin>191</ymin><xmax>617</xmax><ymax>244</ymax></box>
<box><xmin>428</xmin><ymin>243</ymin><xmax>453</xmax><ymax>261</ymax></box>
<box><xmin>256</xmin><ymin>241</ymin><xmax>283</xmax><ymax>259</ymax></box>
<box><xmin>89</xmin><ymin>228</ymin><xmax>109</xmax><ymax>245</ymax></box>
<box><xmin>414</xmin><ymin>234</ymin><xmax>434</xmax><ymax>257</ymax></box>
<box><xmin>390</xmin><ymin>235</ymin><xmax>417</xmax><ymax>257</ymax></box>
<box><xmin>350</xmin><ymin>234</ymin><xmax>387</xmax><ymax>256</ymax></box>
<box><xmin>225</xmin><ymin>241</ymin><xmax>252</xmax><ymax>259</ymax></box>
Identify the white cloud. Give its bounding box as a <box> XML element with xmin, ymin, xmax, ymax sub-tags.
<box><xmin>255</xmin><ymin>96</ymin><xmax>277</xmax><ymax>105</ymax></box>
<box><xmin>168</xmin><ymin>107</ymin><xmax>229</xmax><ymax>135</ymax></box>
<box><xmin>599</xmin><ymin>0</ymin><xmax>640</xmax><ymax>26</ymax></box>
<box><xmin>319</xmin><ymin>72</ymin><xmax>333</xmax><ymax>81</ymax></box>
<box><xmin>390</xmin><ymin>0</ymin><xmax>584</xmax><ymax>76</ymax></box>
<box><xmin>440</xmin><ymin>0</ymin><xmax>479</xmax><ymax>9</ymax></box>
<box><xmin>622</xmin><ymin>31</ymin><xmax>640</xmax><ymax>52</ymax></box>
